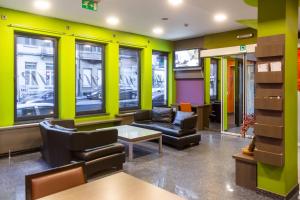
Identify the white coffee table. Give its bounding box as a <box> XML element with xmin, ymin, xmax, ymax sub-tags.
<box><xmin>101</xmin><ymin>125</ymin><xmax>162</xmax><ymax>161</ymax></box>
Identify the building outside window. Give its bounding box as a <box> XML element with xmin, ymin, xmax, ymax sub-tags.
<box><xmin>119</xmin><ymin>48</ymin><xmax>140</xmax><ymax>111</ymax></box>
<box><xmin>152</xmin><ymin>51</ymin><xmax>168</xmax><ymax>107</ymax></box>
<box><xmin>76</xmin><ymin>41</ymin><xmax>105</xmax><ymax>115</ymax></box>
<box><xmin>210</xmin><ymin>59</ymin><xmax>218</xmax><ymax>101</ymax></box>
<box><xmin>15</xmin><ymin>34</ymin><xmax>57</xmax><ymax>121</ymax></box>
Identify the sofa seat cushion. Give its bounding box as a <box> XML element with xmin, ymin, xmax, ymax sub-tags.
<box><xmin>132</xmin><ymin>122</ymin><xmax>196</xmax><ymax>137</ymax></box>
<box><xmin>73</xmin><ymin>143</ymin><xmax>125</xmax><ymax>161</ymax></box>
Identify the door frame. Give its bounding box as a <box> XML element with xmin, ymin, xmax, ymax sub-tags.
<box><xmin>201</xmin><ymin>44</ymin><xmax>256</xmax><ymax>137</ymax></box>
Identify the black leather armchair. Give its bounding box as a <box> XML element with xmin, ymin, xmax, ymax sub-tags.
<box><xmin>132</xmin><ymin>109</ymin><xmax>201</xmax><ymax>149</ymax></box>
<box><xmin>39</xmin><ymin>120</ymin><xmax>125</xmax><ymax>177</ymax></box>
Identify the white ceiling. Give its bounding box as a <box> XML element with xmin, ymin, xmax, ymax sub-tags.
<box><xmin>0</xmin><ymin>0</ymin><xmax>258</xmax><ymax>40</ymax></box>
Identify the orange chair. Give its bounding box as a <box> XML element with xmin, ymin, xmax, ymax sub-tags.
<box><xmin>180</xmin><ymin>102</ymin><xmax>192</xmax><ymax>112</ymax></box>
<box><xmin>25</xmin><ymin>162</ymin><xmax>86</xmax><ymax>200</ymax></box>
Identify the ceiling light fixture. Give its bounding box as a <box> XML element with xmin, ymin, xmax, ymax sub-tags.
<box><xmin>168</xmin><ymin>0</ymin><xmax>183</xmax><ymax>7</ymax></box>
<box><xmin>34</xmin><ymin>0</ymin><xmax>51</xmax><ymax>10</ymax></box>
<box><xmin>106</xmin><ymin>16</ymin><xmax>120</xmax><ymax>26</ymax></box>
<box><xmin>153</xmin><ymin>27</ymin><xmax>164</xmax><ymax>35</ymax></box>
<box><xmin>214</xmin><ymin>13</ymin><xmax>228</xmax><ymax>22</ymax></box>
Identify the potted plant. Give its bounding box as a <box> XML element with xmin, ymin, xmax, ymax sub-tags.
<box><xmin>240</xmin><ymin>114</ymin><xmax>256</xmax><ymax>156</ymax></box>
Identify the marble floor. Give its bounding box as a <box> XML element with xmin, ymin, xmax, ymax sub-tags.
<box><xmin>0</xmin><ymin>131</ymin><xmax>298</xmax><ymax>200</ymax></box>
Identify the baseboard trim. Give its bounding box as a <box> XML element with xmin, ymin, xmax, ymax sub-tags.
<box><xmin>256</xmin><ymin>184</ymin><xmax>299</xmax><ymax>200</ymax></box>
<box><xmin>0</xmin><ymin>147</ymin><xmax>40</xmax><ymax>159</ymax></box>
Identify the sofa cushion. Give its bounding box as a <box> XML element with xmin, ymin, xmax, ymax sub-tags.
<box><xmin>173</xmin><ymin>111</ymin><xmax>194</xmax><ymax>125</ymax></box>
<box><xmin>73</xmin><ymin>143</ymin><xmax>125</xmax><ymax>161</ymax></box>
<box><xmin>152</xmin><ymin>107</ymin><xmax>173</xmax><ymax>123</ymax></box>
<box><xmin>132</xmin><ymin>122</ymin><xmax>196</xmax><ymax>137</ymax></box>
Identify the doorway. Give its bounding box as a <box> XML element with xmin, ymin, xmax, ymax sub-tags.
<box><xmin>206</xmin><ymin>53</ymin><xmax>255</xmax><ymax>137</ymax></box>
<box><xmin>221</xmin><ymin>55</ymin><xmax>243</xmax><ymax>134</ymax></box>
<box><xmin>220</xmin><ymin>53</ymin><xmax>256</xmax><ymax>136</ymax></box>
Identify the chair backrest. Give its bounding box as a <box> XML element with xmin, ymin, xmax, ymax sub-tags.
<box><xmin>26</xmin><ymin>162</ymin><xmax>86</xmax><ymax>200</ymax></box>
<box><xmin>180</xmin><ymin>102</ymin><xmax>192</xmax><ymax>112</ymax></box>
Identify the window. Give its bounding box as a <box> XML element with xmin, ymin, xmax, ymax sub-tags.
<box><xmin>152</xmin><ymin>51</ymin><xmax>168</xmax><ymax>107</ymax></box>
<box><xmin>210</xmin><ymin>58</ymin><xmax>218</xmax><ymax>101</ymax></box>
<box><xmin>76</xmin><ymin>41</ymin><xmax>105</xmax><ymax>115</ymax></box>
<box><xmin>15</xmin><ymin>34</ymin><xmax>57</xmax><ymax>121</ymax></box>
<box><xmin>119</xmin><ymin>48</ymin><xmax>140</xmax><ymax>111</ymax></box>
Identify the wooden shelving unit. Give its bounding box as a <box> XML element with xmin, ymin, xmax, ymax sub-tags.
<box><xmin>254</xmin><ymin>34</ymin><xmax>285</xmax><ymax>167</ymax></box>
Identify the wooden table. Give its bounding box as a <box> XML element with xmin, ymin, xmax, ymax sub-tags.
<box><xmin>99</xmin><ymin>125</ymin><xmax>162</xmax><ymax>161</ymax></box>
<box><xmin>38</xmin><ymin>172</ymin><xmax>184</xmax><ymax>200</ymax></box>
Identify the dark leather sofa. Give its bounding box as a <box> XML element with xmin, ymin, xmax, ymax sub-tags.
<box><xmin>132</xmin><ymin>108</ymin><xmax>201</xmax><ymax>150</ymax></box>
<box><xmin>39</xmin><ymin>120</ymin><xmax>125</xmax><ymax>177</ymax></box>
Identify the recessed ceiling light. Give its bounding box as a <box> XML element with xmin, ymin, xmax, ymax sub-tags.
<box><xmin>34</xmin><ymin>0</ymin><xmax>51</xmax><ymax>10</ymax></box>
<box><xmin>106</xmin><ymin>16</ymin><xmax>120</xmax><ymax>26</ymax></box>
<box><xmin>153</xmin><ymin>27</ymin><xmax>164</xmax><ymax>35</ymax></box>
<box><xmin>214</xmin><ymin>13</ymin><xmax>228</xmax><ymax>22</ymax></box>
<box><xmin>168</xmin><ymin>0</ymin><xmax>183</xmax><ymax>7</ymax></box>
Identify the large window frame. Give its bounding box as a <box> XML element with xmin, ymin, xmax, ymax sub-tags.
<box><xmin>14</xmin><ymin>32</ymin><xmax>58</xmax><ymax>122</ymax></box>
<box><xmin>152</xmin><ymin>51</ymin><xmax>169</xmax><ymax>107</ymax></box>
<box><xmin>75</xmin><ymin>40</ymin><xmax>106</xmax><ymax>116</ymax></box>
<box><xmin>119</xmin><ymin>47</ymin><xmax>141</xmax><ymax>112</ymax></box>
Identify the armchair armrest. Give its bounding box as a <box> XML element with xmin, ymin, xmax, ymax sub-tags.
<box><xmin>50</xmin><ymin>119</ymin><xmax>75</xmax><ymax>129</ymax></box>
<box><xmin>134</xmin><ymin>110</ymin><xmax>152</xmax><ymax>122</ymax></box>
<box><xmin>180</xmin><ymin>115</ymin><xmax>198</xmax><ymax>130</ymax></box>
<box><xmin>69</xmin><ymin>128</ymin><xmax>118</xmax><ymax>151</ymax></box>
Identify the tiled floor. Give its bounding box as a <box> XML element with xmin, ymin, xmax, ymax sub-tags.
<box><xmin>0</xmin><ymin>131</ymin><xmax>298</xmax><ymax>200</ymax></box>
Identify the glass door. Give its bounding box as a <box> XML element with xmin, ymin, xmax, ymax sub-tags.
<box><xmin>221</xmin><ymin>54</ymin><xmax>244</xmax><ymax>135</ymax></box>
<box><xmin>244</xmin><ymin>53</ymin><xmax>256</xmax><ymax>137</ymax></box>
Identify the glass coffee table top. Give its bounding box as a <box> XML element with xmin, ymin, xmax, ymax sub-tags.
<box><xmin>112</xmin><ymin>125</ymin><xmax>161</xmax><ymax>141</ymax></box>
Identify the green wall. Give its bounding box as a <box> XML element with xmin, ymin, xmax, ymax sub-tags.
<box><xmin>256</xmin><ymin>0</ymin><xmax>298</xmax><ymax>196</ymax></box>
<box><xmin>0</xmin><ymin>7</ymin><xmax>174</xmax><ymax>127</ymax></box>
<box><xmin>203</xmin><ymin>28</ymin><xmax>257</xmax><ymax>49</ymax></box>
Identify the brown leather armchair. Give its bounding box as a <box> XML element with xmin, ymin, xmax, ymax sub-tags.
<box><xmin>39</xmin><ymin>120</ymin><xmax>126</xmax><ymax>177</ymax></box>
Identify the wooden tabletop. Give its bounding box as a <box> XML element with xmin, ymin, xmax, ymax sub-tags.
<box><xmin>232</xmin><ymin>153</ymin><xmax>256</xmax><ymax>164</ymax></box>
<box><xmin>38</xmin><ymin>172</ymin><xmax>184</xmax><ymax>200</ymax></box>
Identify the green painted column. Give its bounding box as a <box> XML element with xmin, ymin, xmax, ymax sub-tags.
<box><xmin>204</xmin><ymin>58</ymin><xmax>211</xmax><ymax>104</ymax></box>
<box><xmin>141</xmin><ymin>47</ymin><xmax>152</xmax><ymax>109</ymax></box>
<box><xmin>222</xmin><ymin>58</ymin><xmax>228</xmax><ymax>131</ymax></box>
<box><xmin>105</xmin><ymin>42</ymin><xmax>120</xmax><ymax>118</ymax></box>
<box><xmin>256</xmin><ymin>0</ymin><xmax>298</xmax><ymax>196</ymax></box>
<box><xmin>168</xmin><ymin>52</ymin><xmax>175</xmax><ymax>106</ymax></box>
<box><xmin>58</xmin><ymin>36</ymin><xmax>76</xmax><ymax>119</ymax></box>
<box><xmin>0</xmin><ymin>25</ymin><xmax>14</xmax><ymax>126</ymax></box>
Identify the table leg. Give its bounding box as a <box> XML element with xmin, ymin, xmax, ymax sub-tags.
<box><xmin>159</xmin><ymin>136</ymin><xmax>163</xmax><ymax>154</ymax></box>
<box><xmin>129</xmin><ymin>143</ymin><xmax>133</xmax><ymax>161</ymax></box>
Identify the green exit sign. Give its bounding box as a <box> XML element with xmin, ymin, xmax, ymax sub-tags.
<box><xmin>82</xmin><ymin>0</ymin><xmax>98</xmax><ymax>11</ymax></box>
<box><xmin>240</xmin><ymin>45</ymin><xmax>247</xmax><ymax>52</ymax></box>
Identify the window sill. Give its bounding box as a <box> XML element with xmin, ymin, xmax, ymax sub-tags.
<box><xmin>119</xmin><ymin>109</ymin><xmax>139</xmax><ymax>115</ymax></box>
<box><xmin>75</xmin><ymin>112</ymin><xmax>110</xmax><ymax>119</ymax></box>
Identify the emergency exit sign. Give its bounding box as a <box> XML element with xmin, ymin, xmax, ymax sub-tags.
<box><xmin>240</xmin><ymin>45</ymin><xmax>247</xmax><ymax>53</ymax></box>
<box><xmin>82</xmin><ymin>0</ymin><xmax>98</xmax><ymax>11</ymax></box>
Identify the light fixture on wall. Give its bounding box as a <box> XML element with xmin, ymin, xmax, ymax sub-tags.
<box><xmin>153</xmin><ymin>27</ymin><xmax>164</xmax><ymax>35</ymax></box>
<box><xmin>237</xmin><ymin>33</ymin><xmax>254</xmax><ymax>39</ymax></box>
<box><xmin>106</xmin><ymin>16</ymin><xmax>120</xmax><ymax>26</ymax></box>
<box><xmin>34</xmin><ymin>0</ymin><xmax>51</xmax><ymax>10</ymax></box>
<box><xmin>168</xmin><ymin>0</ymin><xmax>183</xmax><ymax>7</ymax></box>
<box><xmin>214</xmin><ymin>13</ymin><xmax>227</xmax><ymax>22</ymax></box>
